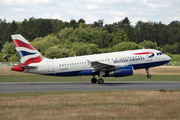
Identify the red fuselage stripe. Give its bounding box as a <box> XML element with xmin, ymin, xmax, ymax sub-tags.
<box><xmin>133</xmin><ymin>52</ymin><xmax>154</xmax><ymax>55</ymax></box>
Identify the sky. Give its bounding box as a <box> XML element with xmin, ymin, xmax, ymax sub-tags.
<box><xmin>0</xmin><ymin>0</ymin><xmax>180</xmax><ymax>26</ymax></box>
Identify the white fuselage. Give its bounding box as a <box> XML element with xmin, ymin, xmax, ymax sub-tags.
<box><xmin>27</xmin><ymin>49</ymin><xmax>171</xmax><ymax>76</ymax></box>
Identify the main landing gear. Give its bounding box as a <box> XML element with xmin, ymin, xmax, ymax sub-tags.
<box><xmin>146</xmin><ymin>68</ymin><xmax>151</xmax><ymax>78</ymax></box>
<box><xmin>91</xmin><ymin>75</ymin><xmax>104</xmax><ymax>84</ymax></box>
<box><xmin>91</xmin><ymin>77</ymin><xmax>97</xmax><ymax>83</ymax></box>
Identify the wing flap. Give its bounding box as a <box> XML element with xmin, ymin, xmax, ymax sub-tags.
<box><xmin>87</xmin><ymin>60</ymin><xmax>116</xmax><ymax>72</ymax></box>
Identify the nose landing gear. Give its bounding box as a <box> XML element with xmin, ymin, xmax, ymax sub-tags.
<box><xmin>146</xmin><ymin>68</ymin><xmax>151</xmax><ymax>78</ymax></box>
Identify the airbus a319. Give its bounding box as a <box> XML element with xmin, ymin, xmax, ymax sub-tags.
<box><xmin>11</xmin><ymin>34</ymin><xmax>171</xmax><ymax>84</ymax></box>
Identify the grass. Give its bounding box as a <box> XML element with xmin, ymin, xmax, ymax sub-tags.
<box><xmin>0</xmin><ymin>90</ymin><xmax>180</xmax><ymax>120</ymax></box>
<box><xmin>0</xmin><ymin>74</ymin><xmax>180</xmax><ymax>82</ymax></box>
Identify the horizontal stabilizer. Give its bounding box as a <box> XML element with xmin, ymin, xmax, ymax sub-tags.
<box><xmin>21</xmin><ymin>66</ymin><xmax>38</xmax><ymax>69</ymax></box>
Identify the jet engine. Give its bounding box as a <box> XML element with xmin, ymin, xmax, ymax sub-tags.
<box><xmin>108</xmin><ymin>66</ymin><xmax>134</xmax><ymax>77</ymax></box>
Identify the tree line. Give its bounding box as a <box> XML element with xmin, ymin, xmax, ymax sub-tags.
<box><xmin>0</xmin><ymin>17</ymin><xmax>180</xmax><ymax>62</ymax></box>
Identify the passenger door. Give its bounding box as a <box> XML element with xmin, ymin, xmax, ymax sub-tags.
<box><xmin>47</xmin><ymin>61</ymin><xmax>54</xmax><ymax>72</ymax></box>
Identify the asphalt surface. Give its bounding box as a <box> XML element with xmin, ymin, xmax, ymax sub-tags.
<box><xmin>0</xmin><ymin>82</ymin><xmax>180</xmax><ymax>93</ymax></box>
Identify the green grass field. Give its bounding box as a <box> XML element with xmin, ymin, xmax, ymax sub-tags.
<box><xmin>0</xmin><ymin>74</ymin><xmax>180</xmax><ymax>82</ymax></box>
<box><xmin>0</xmin><ymin>90</ymin><xmax>180</xmax><ymax>120</ymax></box>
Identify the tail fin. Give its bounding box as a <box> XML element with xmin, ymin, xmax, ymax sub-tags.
<box><xmin>11</xmin><ymin>34</ymin><xmax>44</xmax><ymax>65</ymax></box>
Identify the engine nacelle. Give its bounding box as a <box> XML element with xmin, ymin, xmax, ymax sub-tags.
<box><xmin>108</xmin><ymin>66</ymin><xmax>134</xmax><ymax>77</ymax></box>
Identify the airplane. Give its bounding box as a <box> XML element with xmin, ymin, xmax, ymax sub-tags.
<box><xmin>11</xmin><ymin>34</ymin><xmax>171</xmax><ymax>84</ymax></box>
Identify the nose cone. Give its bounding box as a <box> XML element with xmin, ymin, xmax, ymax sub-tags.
<box><xmin>164</xmin><ymin>55</ymin><xmax>171</xmax><ymax>62</ymax></box>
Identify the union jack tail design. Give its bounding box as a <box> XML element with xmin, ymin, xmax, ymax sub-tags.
<box><xmin>11</xmin><ymin>34</ymin><xmax>44</xmax><ymax>65</ymax></box>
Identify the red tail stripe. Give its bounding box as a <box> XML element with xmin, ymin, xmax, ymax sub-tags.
<box><xmin>133</xmin><ymin>52</ymin><xmax>154</xmax><ymax>55</ymax></box>
<box><xmin>13</xmin><ymin>39</ymin><xmax>36</xmax><ymax>50</ymax></box>
<box><xmin>23</xmin><ymin>55</ymin><xmax>44</xmax><ymax>65</ymax></box>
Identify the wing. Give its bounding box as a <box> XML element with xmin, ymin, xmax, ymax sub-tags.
<box><xmin>87</xmin><ymin>60</ymin><xmax>126</xmax><ymax>72</ymax></box>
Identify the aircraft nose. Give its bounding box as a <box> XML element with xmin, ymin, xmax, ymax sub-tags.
<box><xmin>165</xmin><ymin>55</ymin><xmax>171</xmax><ymax>61</ymax></box>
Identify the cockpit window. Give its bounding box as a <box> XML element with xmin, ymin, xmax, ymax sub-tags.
<box><xmin>157</xmin><ymin>52</ymin><xmax>163</xmax><ymax>56</ymax></box>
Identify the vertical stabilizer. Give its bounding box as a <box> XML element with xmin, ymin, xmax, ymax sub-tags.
<box><xmin>11</xmin><ymin>34</ymin><xmax>44</xmax><ymax>65</ymax></box>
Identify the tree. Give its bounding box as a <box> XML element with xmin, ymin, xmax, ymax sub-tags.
<box><xmin>0</xmin><ymin>53</ymin><xmax>6</xmax><ymax>62</ymax></box>
<box><xmin>78</xmin><ymin>19</ymin><xmax>85</xmax><ymax>24</ymax></box>
<box><xmin>4</xmin><ymin>20</ymin><xmax>18</xmax><ymax>42</ymax></box>
<box><xmin>70</xmin><ymin>19</ymin><xmax>77</xmax><ymax>29</ymax></box>
<box><xmin>75</xmin><ymin>46</ymin><xmax>90</xmax><ymax>56</ymax></box>
<box><xmin>111</xmin><ymin>42</ymin><xmax>141</xmax><ymax>52</ymax></box>
<box><xmin>8</xmin><ymin>54</ymin><xmax>19</xmax><ymax>62</ymax></box>
<box><xmin>163</xmin><ymin>43</ymin><xmax>180</xmax><ymax>54</ymax></box>
<box><xmin>1</xmin><ymin>42</ymin><xmax>16</xmax><ymax>61</ymax></box>
<box><xmin>111</xmin><ymin>30</ymin><xmax>128</xmax><ymax>46</ymax></box>
<box><xmin>58</xmin><ymin>27</ymin><xmax>74</xmax><ymax>44</ymax></box>
<box><xmin>91</xmin><ymin>19</ymin><xmax>104</xmax><ymax>28</ymax></box>
<box><xmin>96</xmin><ymin>30</ymin><xmax>114</xmax><ymax>48</ymax></box>
<box><xmin>45</xmin><ymin>46</ymin><xmax>69</xmax><ymax>58</ymax></box>
<box><xmin>122</xmin><ymin>17</ymin><xmax>131</xmax><ymax>25</ymax></box>
<box><xmin>140</xmin><ymin>40</ymin><xmax>162</xmax><ymax>51</ymax></box>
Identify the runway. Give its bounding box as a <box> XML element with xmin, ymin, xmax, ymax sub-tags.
<box><xmin>0</xmin><ymin>82</ymin><xmax>180</xmax><ymax>93</ymax></box>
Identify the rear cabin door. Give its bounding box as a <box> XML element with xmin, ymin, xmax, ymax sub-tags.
<box><xmin>47</xmin><ymin>61</ymin><xmax>54</xmax><ymax>72</ymax></box>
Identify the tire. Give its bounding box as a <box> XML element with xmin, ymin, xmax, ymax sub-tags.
<box><xmin>91</xmin><ymin>78</ymin><xmax>97</xmax><ymax>83</ymax></box>
<box><xmin>98</xmin><ymin>78</ymin><xmax>104</xmax><ymax>84</ymax></box>
<box><xmin>147</xmin><ymin>74</ymin><xmax>151</xmax><ymax>78</ymax></box>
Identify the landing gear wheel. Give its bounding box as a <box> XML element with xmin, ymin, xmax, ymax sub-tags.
<box><xmin>147</xmin><ymin>74</ymin><xmax>151</xmax><ymax>78</ymax></box>
<box><xmin>91</xmin><ymin>78</ymin><xmax>97</xmax><ymax>83</ymax></box>
<box><xmin>98</xmin><ymin>78</ymin><xmax>104</xmax><ymax>84</ymax></box>
<box><xmin>146</xmin><ymin>68</ymin><xmax>151</xmax><ymax>79</ymax></box>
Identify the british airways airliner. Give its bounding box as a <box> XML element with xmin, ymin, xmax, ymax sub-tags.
<box><xmin>11</xmin><ymin>34</ymin><xmax>171</xmax><ymax>84</ymax></box>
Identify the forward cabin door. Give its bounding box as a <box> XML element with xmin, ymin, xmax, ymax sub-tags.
<box><xmin>47</xmin><ymin>61</ymin><xmax>54</xmax><ymax>72</ymax></box>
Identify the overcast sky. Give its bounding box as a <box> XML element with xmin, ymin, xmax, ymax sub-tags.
<box><xmin>0</xmin><ymin>0</ymin><xmax>180</xmax><ymax>26</ymax></box>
